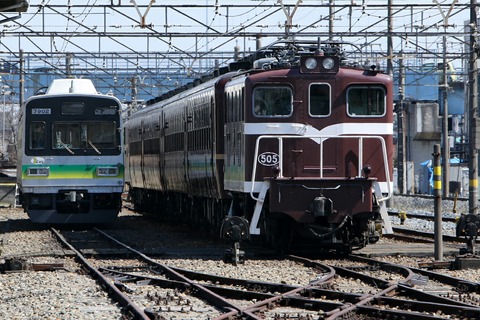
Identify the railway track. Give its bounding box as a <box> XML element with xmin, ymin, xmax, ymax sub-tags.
<box><xmin>385</xmin><ymin>226</ymin><xmax>464</xmax><ymax>244</ymax></box>
<box><xmin>388</xmin><ymin>210</ymin><xmax>458</xmax><ymax>223</ymax></box>
<box><xmin>47</xmin><ymin>226</ymin><xmax>480</xmax><ymax>319</ymax></box>
<box><xmin>2</xmin><ymin>203</ymin><xmax>480</xmax><ymax>319</ymax></box>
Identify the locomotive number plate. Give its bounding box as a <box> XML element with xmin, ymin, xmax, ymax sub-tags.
<box><xmin>258</xmin><ymin>152</ymin><xmax>279</xmax><ymax>166</ymax></box>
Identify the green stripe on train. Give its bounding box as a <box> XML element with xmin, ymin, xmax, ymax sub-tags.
<box><xmin>21</xmin><ymin>164</ymin><xmax>124</xmax><ymax>179</ymax></box>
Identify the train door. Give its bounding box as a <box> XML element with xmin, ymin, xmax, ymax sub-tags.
<box><xmin>224</xmin><ymin>84</ymin><xmax>245</xmax><ymax>192</ymax></box>
<box><xmin>140</xmin><ymin>119</ymin><xmax>147</xmax><ymax>186</ymax></box>
<box><xmin>158</xmin><ymin>111</ymin><xmax>166</xmax><ymax>190</ymax></box>
<box><xmin>127</xmin><ymin>117</ymin><xmax>143</xmax><ymax>188</ymax></box>
<box><xmin>185</xmin><ymin>97</ymin><xmax>194</xmax><ymax>194</ymax></box>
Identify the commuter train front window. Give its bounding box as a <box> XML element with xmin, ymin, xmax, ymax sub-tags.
<box><xmin>85</xmin><ymin>122</ymin><xmax>117</xmax><ymax>149</ymax></box>
<box><xmin>253</xmin><ymin>86</ymin><xmax>292</xmax><ymax>117</ymax></box>
<box><xmin>29</xmin><ymin>122</ymin><xmax>46</xmax><ymax>149</ymax></box>
<box><xmin>61</xmin><ymin>102</ymin><xmax>85</xmax><ymax>115</ymax></box>
<box><xmin>347</xmin><ymin>86</ymin><xmax>386</xmax><ymax>117</ymax></box>
<box><xmin>53</xmin><ymin>123</ymin><xmax>81</xmax><ymax>150</ymax></box>
<box><xmin>53</xmin><ymin>122</ymin><xmax>117</xmax><ymax>151</ymax></box>
<box><xmin>309</xmin><ymin>83</ymin><xmax>331</xmax><ymax>116</ymax></box>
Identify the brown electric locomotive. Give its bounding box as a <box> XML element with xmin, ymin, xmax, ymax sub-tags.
<box><xmin>124</xmin><ymin>39</ymin><xmax>394</xmax><ymax>262</ymax></box>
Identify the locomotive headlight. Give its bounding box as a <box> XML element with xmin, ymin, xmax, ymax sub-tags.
<box><xmin>322</xmin><ymin>57</ymin><xmax>335</xmax><ymax>70</ymax></box>
<box><xmin>28</xmin><ymin>167</ymin><xmax>49</xmax><ymax>177</ymax></box>
<box><xmin>304</xmin><ymin>57</ymin><xmax>318</xmax><ymax>70</ymax></box>
<box><xmin>97</xmin><ymin>166</ymin><xmax>119</xmax><ymax>176</ymax></box>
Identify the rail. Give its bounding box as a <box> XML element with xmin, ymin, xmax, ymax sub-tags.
<box><xmin>250</xmin><ymin>134</ymin><xmax>392</xmax><ymax>202</ymax></box>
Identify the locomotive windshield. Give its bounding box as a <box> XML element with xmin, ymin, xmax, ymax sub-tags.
<box><xmin>346</xmin><ymin>86</ymin><xmax>386</xmax><ymax>117</ymax></box>
<box><xmin>309</xmin><ymin>83</ymin><xmax>331</xmax><ymax>116</ymax></box>
<box><xmin>253</xmin><ymin>87</ymin><xmax>292</xmax><ymax>117</ymax></box>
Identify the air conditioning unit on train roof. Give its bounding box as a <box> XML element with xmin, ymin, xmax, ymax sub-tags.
<box><xmin>45</xmin><ymin>79</ymin><xmax>98</xmax><ymax>95</ymax></box>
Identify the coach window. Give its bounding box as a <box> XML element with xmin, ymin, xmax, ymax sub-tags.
<box><xmin>309</xmin><ymin>83</ymin><xmax>330</xmax><ymax>116</ymax></box>
<box><xmin>253</xmin><ymin>87</ymin><xmax>292</xmax><ymax>117</ymax></box>
<box><xmin>30</xmin><ymin>122</ymin><xmax>45</xmax><ymax>149</ymax></box>
<box><xmin>347</xmin><ymin>86</ymin><xmax>385</xmax><ymax>117</ymax></box>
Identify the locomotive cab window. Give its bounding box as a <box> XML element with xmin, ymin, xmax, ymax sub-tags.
<box><xmin>29</xmin><ymin>122</ymin><xmax>46</xmax><ymax>149</ymax></box>
<box><xmin>309</xmin><ymin>83</ymin><xmax>331</xmax><ymax>116</ymax></box>
<box><xmin>253</xmin><ymin>87</ymin><xmax>292</xmax><ymax>117</ymax></box>
<box><xmin>347</xmin><ymin>86</ymin><xmax>386</xmax><ymax>117</ymax></box>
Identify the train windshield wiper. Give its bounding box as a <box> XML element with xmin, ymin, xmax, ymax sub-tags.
<box><xmin>88</xmin><ymin>140</ymin><xmax>102</xmax><ymax>154</ymax></box>
<box><xmin>58</xmin><ymin>140</ymin><xmax>74</xmax><ymax>155</ymax></box>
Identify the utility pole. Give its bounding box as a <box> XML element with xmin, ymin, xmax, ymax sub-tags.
<box><xmin>397</xmin><ymin>54</ymin><xmax>406</xmax><ymax>194</ymax></box>
<box><xmin>442</xmin><ymin>33</ymin><xmax>450</xmax><ymax>197</ymax></box>
<box><xmin>433</xmin><ymin>144</ymin><xmax>443</xmax><ymax>261</ymax></box>
<box><xmin>387</xmin><ymin>0</ymin><xmax>393</xmax><ymax>76</ymax></box>
<box><xmin>130</xmin><ymin>76</ymin><xmax>138</xmax><ymax>118</ymax></box>
<box><xmin>434</xmin><ymin>0</ymin><xmax>457</xmax><ymax>197</ymax></box>
<box><xmin>19</xmin><ymin>49</ymin><xmax>24</xmax><ymax>107</ymax></box>
<box><xmin>329</xmin><ymin>0</ymin><xmax>334</xmax><ymax>41</ymax></box>
<box><xmin>468</xmin><ymin>0</ymin><xmax>478</xmax><ymax>216</ymax></box>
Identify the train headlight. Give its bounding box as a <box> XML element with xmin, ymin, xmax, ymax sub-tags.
<box><xmin>28</xmin><ymin>167</ymin><xmax>49</xmax><ymax>177</ymax></box>
<box><xmin>97</xmin><ymin>166</ymin><xmax>119</xmax><ymax>176</ymax></box>
<box><xmin>322</xmin><ymin>57</ymin><xmax>335</xmax><ymax>70</ymax></box>
<box><xmin>304</xmin><ymin>57</ymin><xmax>318</xmax><ymax>70</ymax></box>
<box><xmin>301</xmin><ymin>56</ymin><xmax>339</xmax><ymax>73</ymax></box>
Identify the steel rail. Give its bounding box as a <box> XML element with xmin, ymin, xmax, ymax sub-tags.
<box><xmin>390</xmin><ymin>226</ymin><xmax>463</xmax><ymax>243</ymax></box>
<box><xmin>93</xmin><ymin>227</ymin><xmax>261</xmax><ymax>319</ymax></box>
<box><xmin>101</xmin><ymin>255</ymin><xmax>480</xmax><ymax>319</ymax></box>
<box><xmin>50</xmin><ymin>228</ymin><xmax>150</xmax><ymax>320</ymax></box>
<box><xmin>388</xmin><ymin>210</ymin><xmax>458</xmax><ymax>223</ymax></box>
<box><xmin>100</xmin><ymin>266</ymin><xmax>343</xmax><ymax>318</ymax></box>
<box><xmin>349</xmin><ymin>254</ymin><xmax>480</xmax><ymax>307</ymax></box>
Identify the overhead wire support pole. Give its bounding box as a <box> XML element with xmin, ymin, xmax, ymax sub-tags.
<box><xmin>433</xmin><ymin>144</ymin><xmax>443</xmax><ymax>261</ymax></box>
<box><xmin>468</xmin><ymin>0</ymin><xmax>478</xmax><ymax>216</ymax></box>
<box><xmin>434</xmin><ymin>0</ymin><xmax>458</xmax><ymax>198</ymax></box>
<box><xmin>277</xmin><ymin>0</ymin><xmax>302</xmax><ymax>38</ymax></box>
<box><xmin>387</xmin><ymin>0</ymin><xmax>393</xmax><ymax>77</ymax></box>
<box><xmin>442</xmin><ymin>31</ymin><xmax>450</xmax><ymax>198</ymax></box>
<box><xmin>329</xmin><ymin>0</ymin><xmax>334</xmax><ymax>41</ymax></box>
<box><xmin>130</xmin><ymin>0</ymin><xmax>156</xmax><ymax>28</ymax></box>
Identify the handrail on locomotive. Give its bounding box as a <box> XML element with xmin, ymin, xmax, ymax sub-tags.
<box><xmin>250</xmin><ymin>133</ymin><xmax>392</xmax><ymax>202</ymax></box>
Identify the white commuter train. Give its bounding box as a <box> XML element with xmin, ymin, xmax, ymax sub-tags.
<box><xmin>17</xmin><ymin>78</ymin><xmax>124</xmax><ymax>223</ymax></box>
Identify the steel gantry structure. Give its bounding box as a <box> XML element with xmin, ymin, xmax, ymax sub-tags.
<box><xmin>0</xmin><ymin>1</ymin><xmax>474</xmax><ymax>103</ymax></box>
